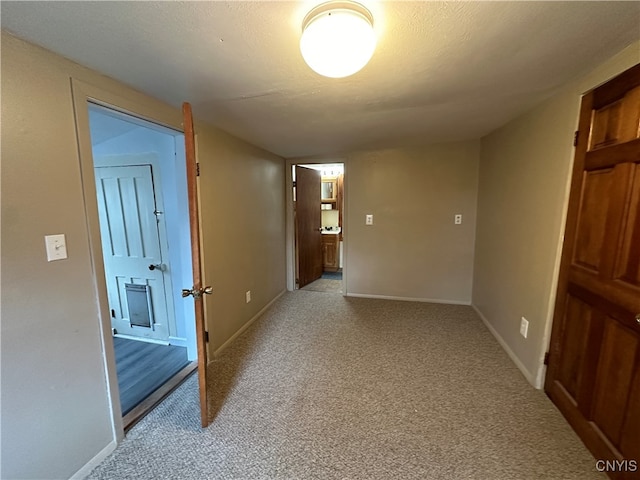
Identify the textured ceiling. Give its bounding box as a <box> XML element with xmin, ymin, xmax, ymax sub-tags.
<box><xmin>2</xmin><ymin>1</ymin><xmax>639</xmax><ymax>158</ymax></box>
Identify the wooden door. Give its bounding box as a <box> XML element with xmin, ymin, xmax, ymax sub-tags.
<box><xmin>95</xmin><ymin>165</ymin><xmax>171</xmax><ymax>341</ymax></box>
<box><xmin>296</xmin><ymin>166</ymin><xmax>323</xmax><ymax>288</ymax></box>
<box><xmin>545</xmin><ymin>64</ymin><xmax>640</xmax><ymax>479</ymax></box>
<box><xmin>182</xmin><ymin>103</ymin><xmax>211</xmax><ymax>427</ymax></box>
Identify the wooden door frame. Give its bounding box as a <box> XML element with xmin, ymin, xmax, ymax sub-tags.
<box><xmin>71</xmin><ymin>79</ymin><xmax>205</xmax><ymax>442</ymax></box>
<box><xmin>285</xmin><ymin>159</ymin><xmax>347</xmax><ymax>293</ymax></box>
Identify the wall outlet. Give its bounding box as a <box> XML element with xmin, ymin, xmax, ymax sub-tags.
<box><xmin>246</xmin><ymin>290</ymin><xmax>251</xmax><ymax>303</ymax></box>
<box><xmin>365</xmin><ymin>214</ymin><xmax>373</xmax><ymax>225</ymax></box>
<box><xmin>454</xmin><ymin>214</ymin><xmax>462</xmax><ymax>225</ymax></box>
<box><xmin>520</xmin><ymin>317</ymin><xmax>529</xmax><ymax>338</ymax></box>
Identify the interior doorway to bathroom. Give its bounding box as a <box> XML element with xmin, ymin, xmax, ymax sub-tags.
<box><xmin>294</xmin><ymin>163</ymin><xmax>344</xmax><ymax>294</ymax></box>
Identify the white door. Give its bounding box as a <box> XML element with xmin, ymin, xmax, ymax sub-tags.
<box><xmin>95</xmin><ymin>165</ymin><xmax>171</xmax><ymax>342</ymax></box>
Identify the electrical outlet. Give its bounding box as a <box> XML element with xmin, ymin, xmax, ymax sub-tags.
<box><xmin>454</xmin><ymin>214</ymin><xmax>462</xmax><ymax>225</ymax></box>
<box><xmin>520</xmin><ymin>317</ymin><xmax>529</xmax><ymax>338</ymax></box>
<box><xmin>365</xmin><ymin>214</ymin><xmax>373</xmax><ymax>225</ymax></box>
<box><xmin>246</xmin><ymin>291</ymin><xmax>251</xmax><ymax>303</ymax></box>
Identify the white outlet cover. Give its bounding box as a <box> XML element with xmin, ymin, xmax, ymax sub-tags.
<box><xmin>45</xmin><ymin>234</ymin><xmax>68</xmax><ymax>261</ymax></box>
<box><xmin>365</xmin><ymin>214</ymin><xmax>373</xmax><ymax>225</ymax></box>
<box><xmin>454</xmin><ymin>214</ymin><xmax>462</xmax><ymax>225</ymax></box>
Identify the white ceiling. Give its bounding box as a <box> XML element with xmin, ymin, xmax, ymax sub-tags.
<box><xmin>2</xmin><ymin>1</ymin><xmax>639</xmax><ymax>158</ymax></box>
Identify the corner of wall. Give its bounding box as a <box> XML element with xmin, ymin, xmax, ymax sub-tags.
<box><xmin>471</xmin><ymin>304</ymin><xmax>540</xmax><ymax>388</ymax></box>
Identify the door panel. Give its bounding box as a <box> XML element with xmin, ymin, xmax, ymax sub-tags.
<box><xmin>296</xmin><ymin>166</ymin><xmax>322</xmax><ymax>288</ymax></box>
<box><xmin>556</xmin><ymin>295</ymin><xmax>592</xmax><ymax>399</ymax></box>
<box><xmin>95</xmin><ymin>165</ymin><xmax>170</xmax><ymax>341</ymax></box>
<box><xmin>591</xmin><ymin>318</ymin><xmax>639</xmax><ymax>445</ymax></box>
<box><xmin>620</xmin><ymin>368</ymin><xmax>640</xmax><ymax>460</ymax></box>
<box><xmin>589</xmin><ymin>85</ymin><xmax>640</xmax><ymax>150</ymax></box>
<box><xmin>573</xmin><ymin>169</ymin><xmax>614</xmax><ymax>272</ymax></box>
<box><xmin>546</xmin><ymin>63</ymin><xmax>640</xmax><ymax>480</ymax></box>
<box><xmin>614</xmin><ymin>164</ymin><xmax>640</xmax><ymax>286</ymax></box>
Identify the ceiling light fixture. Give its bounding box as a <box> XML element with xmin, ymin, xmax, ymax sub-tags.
<box><xmin>300</xmin><ymin>1</ymin><xmax>376</xmax><ymax>79</ymax></box>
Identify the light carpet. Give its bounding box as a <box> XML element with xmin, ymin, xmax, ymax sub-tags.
<box><xmin>88</xmin><ymin>291</ymin><xmax>603</xmax><ymax>479</ymax></box>
<box><xmin>300</xmin><ymin>278</ymin><xmax>342</xmax><ymax>293</ymax></box>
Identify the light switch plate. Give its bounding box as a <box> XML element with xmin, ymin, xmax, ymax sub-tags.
<box><xmin>520</xmin><ymin>317</ymin><xmax>529</xmax><ymax>338</ymax></box>
<box><xmin>365</xmin><ymin>214</ymin><xmax>373</xmax><ymax>225</ymax></box>
<box><xmin>45</xmin><ymin>234</ymin><xmax>68</xmax><ymax>261</ymax></box>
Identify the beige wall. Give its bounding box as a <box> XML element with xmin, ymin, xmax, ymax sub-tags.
<box><xmin>472</xmin><ymin>41</ymin><xmax>640</xmax><ymax>388</ymax></box>
<box><xmin>345</xmin><ymin>142</ymin><xmax>479</xmax><ymax>303</ymax></box>
<box><xmin>1</xmin><ymin>31</ymin><xmax>285</xmax><ymax>479</ymax></box>
<box><xmin>196</xmin><ymin>123</ymin><xmax>286</xmax><ymax>353</ymax></box>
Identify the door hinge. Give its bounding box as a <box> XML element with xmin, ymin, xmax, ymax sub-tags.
<box><xmin>544</xmin><ymin>352</ymin><xmax>550</xmax><ymax>365</ymax></box>
<box><xmin>293</xmin><ymin>181</ymin><xmax>296</xmax><ymax>187</ymax></box>
<box><xmin>196</xmin><ymin>162</ymin><xmax>200</xmax><ymax>177</ymax></box>
<box><xmin>204</xmin><ymin>331</ymin><xmax>209</xmax><ymax>343</ymax></box>
<box><xmin>573</xmin><ymin>131</ymin><xmax>579</xmax><ymax>147</ymax></box>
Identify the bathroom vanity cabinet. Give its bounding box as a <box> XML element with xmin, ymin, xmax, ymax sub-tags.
<box><xmin>321</xmin><ymin>234</ymin><xmax>339</xmax><ymax>271</ymax></box>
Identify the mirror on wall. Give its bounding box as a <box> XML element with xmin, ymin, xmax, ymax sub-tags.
<box><xmin>321</xmin><ymin>179</ymin><xmax>336</xmax><ymax>201</ymax></box>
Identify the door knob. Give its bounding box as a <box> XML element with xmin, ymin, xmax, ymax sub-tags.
<box><xmin>148</xmin><ymin>263</ymin><xmax>164</xmax><ymax>271</ymax></box>
<box><xmin>181</xmin><ymin>286</ymin><xmax>213</xmax><ymax>299</ymax></box>
<box><xmin>636</xmin><ymin>313</ymin><xmax>640</xmax><ymax>325</ymax></box>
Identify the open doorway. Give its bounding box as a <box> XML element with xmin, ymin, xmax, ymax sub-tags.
<box><xmin>87</xmin><ymin>104</ymin><xmax>197</xmax><ymax>425</ymax></box>
<box><xmin>293</xmin><ymin>163</ymin><xmax>345</xmax><ymax>294</ymax></box>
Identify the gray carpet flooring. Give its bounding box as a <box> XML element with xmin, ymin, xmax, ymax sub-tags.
<box><xmin>300</xmin><ymin>278</ymin><xmax>342</xmax><ymax>293</ymax></box>
<box><xmin>88</xmin><ymin>291</ymin><xmax>603</xmax><ymax>479</ymax></box>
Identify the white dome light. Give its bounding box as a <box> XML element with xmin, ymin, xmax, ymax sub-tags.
<box><xmin>300</xmin><ymin>1</ymin><xmax>376</xmax><ymax>79</ymax></box>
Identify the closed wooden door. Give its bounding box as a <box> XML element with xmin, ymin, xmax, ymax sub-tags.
<box><xmin>95</xmin><ymin>165</ymin><xmax>171</xmax><ymax>341</ymax></box>
<box><xmin>545</xmin><ymin>64</ymin><xmax>640</xmax><ymax>479</ymax></box>
<box><xmin>295</xmin><ymin>166</ymin><xmax>323</xmax><ymax>288</ymax></box>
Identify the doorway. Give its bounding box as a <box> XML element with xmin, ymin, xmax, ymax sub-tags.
<box><xmin>292</xmin><ymin>163</ymin><xmax>345</xmax><ymax>294</ymax></box>
<box><xmin>88</xmin><ymin>104</ymin><xmax>197</xmax><ymax>424</ymax></box>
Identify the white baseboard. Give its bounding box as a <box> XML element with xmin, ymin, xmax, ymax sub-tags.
<box><xmin>70</xmin><ymin>441</ymin><xmax>117</xmax><ymax>480</ymax></box>
<box><xmin>345</xmin><ymin>293</ymin><xmax>470</xmax><ymax>306</ymax></box>
<box><xmin>471</xmin><ymin>304</ymin><xmax>539</xmax><ymax>388</ymax></box>
<box><xmin>168</xmin><ymin>336</ymin><xmax>187</xmax><ymax>347</ymax></box>
<box><xmin>211</xmin><ymin>289</ymin><xmax>287</xmax><ymax>359</ymax></box>
<box><xmin>113</xmin><ymin>333</ymin><xmax>169</xmax><ymax>346</ymax></box>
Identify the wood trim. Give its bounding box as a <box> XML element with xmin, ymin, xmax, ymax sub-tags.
<box><xmin>592</xmin><ymin>63</ymin><xmax>640</xmax><ymax>109</ymax></box>
<box><xmin>123</xmin><ymin>362</ymin><xmax>197</xmax><ymax>432</ymax></box>
<box><xmin>585</xmin><ymin>139</ymin><xmax>640</xmax><ymax>171</ymax></box>
<box><xmin>568</xmin><ymin>270</ymin><xmax>640</xmax><ymax>325</ymax></box>
<box><xmin>183</xmin><ymin>103</ymin><xmax>210</xmax><ymax>428</ymax></box>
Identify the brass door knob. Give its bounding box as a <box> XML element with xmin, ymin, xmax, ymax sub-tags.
<box><xmin>182</xmin><ymin>286</ymin><xmax>213</xmax><ymax>298</ymax></box>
